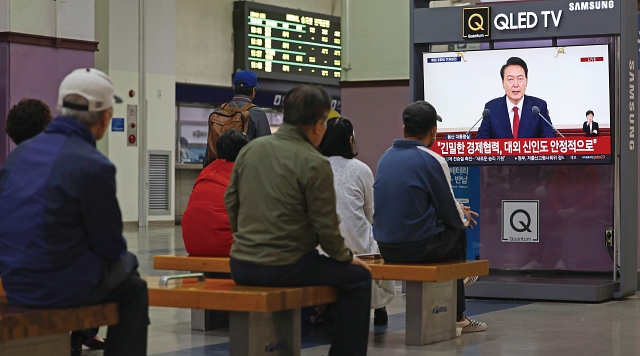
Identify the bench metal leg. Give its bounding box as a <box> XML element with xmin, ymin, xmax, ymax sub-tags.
<box><xmin>0</xmin><ymin>333</ymin><xmax>68</xmax><ymax>356</ymax></box>
<box><xmin>229</xmin><ymin>309</ymin><xmax>301</xmax><ymax>356</ymax></box>
<box><xmin>405</xmin><ymin>280</ymin><xmax>457</xmax><ymax>345</ymax></box>
<box><xmin>191</xmin><ymin>271</ymin><xmax>231</xmax><ymax>331</ymax></box>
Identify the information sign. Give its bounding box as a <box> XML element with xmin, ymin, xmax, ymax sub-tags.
<box><xmin>234</xmin><ymin>2</ymin><xmax>341</xmax><ymax>85</ymax></box>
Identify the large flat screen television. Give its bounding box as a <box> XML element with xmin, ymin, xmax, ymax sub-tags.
<box><xmin>423</xmin><ymin>44</ymin><xmax>612</xmax><ymax>165</ymax></box>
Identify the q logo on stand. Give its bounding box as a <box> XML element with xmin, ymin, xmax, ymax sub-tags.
<box><xmin>462</xmin><ymin>7</ymin><xmax>491</xmax><ymax>39</ymax></box>
<box><xmin>510</xmin><ymin>209</ymin><xmax>532</xmax><ymax>233</ymax></box>
<box><xmin>502</xmin><ymin>200</ymin><xmax>539</xmax><ymax>242</ymax></box>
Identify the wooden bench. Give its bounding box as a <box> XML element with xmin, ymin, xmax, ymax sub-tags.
<box><xmin>154</xmin><ymin>255</ymin><xmax>489</xmax><ymax>345</ymax></box>
<box><xmin>145</xmin><ymin>275</ymin><xmax>337</xmax><ymax>356</ymax></box>
<box><xmin>0</xmin><ymin>281</ymin><xmax>118</xmax><ymax>356</ymax></box>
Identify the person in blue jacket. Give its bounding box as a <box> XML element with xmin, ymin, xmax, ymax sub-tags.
<box><xmin>476</xmin><ymin>57</ymin><xmax>556</xmax><ymax>139</ymax></box>
<box><xmin>0</xmin><ymin>68</ymin><xmax>148</xmax><ymax>356</ymax></box>
<box><xmin>3</xmin><ymin>97</ymin><xmax>106</xmax><ymax>351</ymax></box>
<box><xmin>373</xmin><ymin>100</ymin><xmax>486</xmax><ymax>334</ymax></box>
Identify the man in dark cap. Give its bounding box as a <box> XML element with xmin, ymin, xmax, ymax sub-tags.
<box><xmin>372</xmin><ymin>100</ymin><xmax>486</xmax><ymax>334</ymax></box>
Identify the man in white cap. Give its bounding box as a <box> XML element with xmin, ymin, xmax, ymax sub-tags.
<box><xmin>0</xmin><ymin>68</ymin><xmax>148</xmax><ymax>356</ymax></box>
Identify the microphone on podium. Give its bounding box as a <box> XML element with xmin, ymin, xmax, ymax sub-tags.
<box><xmin>531</xmin><ymin>106</ymin><xmax>565</xmax><ymax>138</ymax></box>
<box><xmin>466</xmin><ymin>109</ymin><xmax>490</xmax><ymax>135</ymax></box>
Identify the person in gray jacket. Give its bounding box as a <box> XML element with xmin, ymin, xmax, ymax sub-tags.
<box><xmin>202</xmin><ymin>70</ymin><xmax>271</xmax><ymax>167</ymax></box>
<box><xmin>230</xmin><ymin>70</ymin><xmax>271</xmax><ymax>139</ymax></box>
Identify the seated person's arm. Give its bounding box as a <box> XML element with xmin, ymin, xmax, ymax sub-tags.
<box><xmin>428</xmin><ymin>167</ymin><xmax>467</xmax><ymax>230</ymax></box>
<box><xmin>224</xmin><ymin>168</ymin><xmax>240</xmax><ymax>233</ymax></box>
<box><xmin>363</xmin><ymin>170</ymin><xmax>374</xmax><ymax>225</ymax></box>
<box><xmin>250</xmin><ymin>107</ymin><xmax>272</xmax><ymax>137</ymax></box>
<box><xmin>306</xmin><ymin>161</ymin><xmax>353</xmax><ymax>263</ymax></box>
<box><xmin>80</xmin><ymin>164</ymin><xmax>127</xmax><ymax>261</ymax></box>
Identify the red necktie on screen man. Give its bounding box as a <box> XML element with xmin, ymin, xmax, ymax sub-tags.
<box><xmin>512</xmin><ymin>107</ymin><xmax>520</xmax><ymax>138</ymax></box>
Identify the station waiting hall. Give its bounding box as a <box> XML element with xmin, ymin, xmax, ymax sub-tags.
<box><xmin>0</xmin><ymin>1</ymin><xmax>639</xmax><ymax>355</ymax></box>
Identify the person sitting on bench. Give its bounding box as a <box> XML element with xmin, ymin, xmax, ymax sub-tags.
<box><xmin>182</xmin><ymin>129</ymin><xmax>249</xmax><ymax>256</ymax></box>
<box><xmin>318</xmin><ymin>116</ymin><xmax>395</xmax><ymax>326</ymax></box>
<box><xmin>372</xmin><ymin>101</ymin><xmax>487</xmax><ymax>334</ymax></box>
<box><xmin>4</xmin><ymin>98</ymin><xmax>107</xmax><ymax>351</ymax></box>
<box><xmin>225</xmin><ymin>84</ymin><xmax>373</xmax><ymax>356</ymax></box>
<box><xmin>0</xmin><ymin>68</ymin><xmax>148</xmax><ymax>356</ymax></box>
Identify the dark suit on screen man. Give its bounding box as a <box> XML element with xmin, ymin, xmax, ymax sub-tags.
<box><xmin>476</xmin><ymin>56</ymin><xmax>557</xmax><ymax>139</ymax></box>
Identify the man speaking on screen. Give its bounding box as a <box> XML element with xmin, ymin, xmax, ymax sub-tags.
<box><xmin>476</xmin><ymin>57</ymin><xmax>557</xmax><ymax>139</ymax></box>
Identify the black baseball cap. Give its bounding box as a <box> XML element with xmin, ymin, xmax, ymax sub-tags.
<box><xmin>402</xmin><ymin>100</ymin><xmax>442</xmax><ymax>134</ymax></box>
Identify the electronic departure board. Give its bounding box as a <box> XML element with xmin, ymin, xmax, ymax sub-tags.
<box><xmin>233</xmin><ymin>2</ymin><xmax>342</xmax><ymax>85</ymax></box>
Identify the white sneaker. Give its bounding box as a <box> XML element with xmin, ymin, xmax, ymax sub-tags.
<box><xmin>463</xmin><ymin>276</ymin><xmax>478</xmax><ymax>288</ymax></box>
<box><xmin>456</xmin><ymin>317</ymin><xmax>487</xmax><ymax>333</ymax></box>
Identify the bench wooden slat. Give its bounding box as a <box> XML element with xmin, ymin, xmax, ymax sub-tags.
<box><xmin>0</xmin><ymin>303</ymin><xmax>118</xmax><ymax>341</ymax></box>
<box><xmin>0</xmin><ymin>280</ymin><xmax>119</xmax><ymax>342</ymax></box>
<box><xmin>154</xmin><ymin>255</ymin><xmax>231</xmax><ymax>273</ymax></box>
<box><xmin>153</xmin><ymin>255</ymin><xmax>489</xmax><ymax>282</ymax></box>
<box><xmin>143</xmin><ymin>276</ymin><xmax>337</xmax><ymax>312</ymax></box>
<box><xmin>366</xmin><ymin>259</ymin><xmax>489</xmax><ymax>282</ymax></box>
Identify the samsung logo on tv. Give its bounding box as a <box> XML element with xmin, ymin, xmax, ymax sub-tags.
<box><xmin>569</xmin><ymin>1</ymin><xmax>614</xmax><ymax>11</ymax></box>
<box><xmin>629</xmin><ymin>60</ymin><xmax>635</xmax><ymax>151</ymax></box>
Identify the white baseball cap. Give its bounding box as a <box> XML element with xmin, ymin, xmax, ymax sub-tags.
<box><xmin>57</xmin><ymin>68</ymin><xmax>122</xmax><ymax>112</ymax></box>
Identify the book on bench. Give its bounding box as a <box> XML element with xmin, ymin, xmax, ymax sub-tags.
<box><xmin>354</xmin><ymin>253</ymin><xmax>381</xmax><ymax>259</ymax></box>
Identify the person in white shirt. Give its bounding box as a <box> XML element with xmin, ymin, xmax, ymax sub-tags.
<box><xmin>319</xmin><ymin>117</ymin><xmax>396</xmax><ymax>325</ymax></box>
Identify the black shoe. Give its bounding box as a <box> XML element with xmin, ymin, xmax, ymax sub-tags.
<box><xmin>83</xmin><ymin>337</ymin><xmax>106</xmax><ymax>350</ymax></box>
<box><xmin>374</xmin><ymin>307</ymin><xmax>388</xmax><ymax>326</ymax></box>
<box><xmin>316</xmin><ymin>303</ymin><xmax>336</xmax><ymax>328</ymax></box>
<box><xmin>70</xmin><ymin>331</ymin><xmax>82</xmax><ymax>356</ymax></box>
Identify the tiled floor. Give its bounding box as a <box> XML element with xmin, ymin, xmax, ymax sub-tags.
<box><xmin>84</xmin><ymin>226</ymin><xmax>640</xmax><ymax>355</ymax></box>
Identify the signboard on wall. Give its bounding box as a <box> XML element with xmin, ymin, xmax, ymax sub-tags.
<box><xmin>502</xmin><ymin>200</ymin><xmax>539</xmax><ymax>242</ymax></box>
<box><xmin>111</xmin><ymin>118</ymin><xmax>125</xmax><ymax>132</ymax></box>
<box><xmin>233</xmin><ymin>1</ymin><xmax>341</xmax><ymax>85</ymax></box>
<box><xmin>180</xmin><ymin>124</ymin><xmax>208</xmax><ymax>145</ymax></box>
<box><xmin>175</xmin><ymin>83</ymin><xmax>341</xmax><ymax>111</ymax></box>
<box><xmin>414</xmin><ymin>0</ymin><xmax>621</xmax><ymax>44</ymax></box>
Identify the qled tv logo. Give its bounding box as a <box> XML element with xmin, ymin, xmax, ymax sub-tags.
<box><xmin>463</xmin><ymin>7</ymin><xmax>490</xmax><ymax>39</ymax></box>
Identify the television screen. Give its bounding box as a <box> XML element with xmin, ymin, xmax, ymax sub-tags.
<box><xmin>423</xmin><ymin>44</ymin><xmax>612</xmax><ymax>165</ymax></box>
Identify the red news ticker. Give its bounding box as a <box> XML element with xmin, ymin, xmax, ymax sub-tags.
<box><xmin>580</xmin><ymin>57</ymin><xmax>604</xmax><ymax>62</ymax></box>
<box><xmin>432</xmin><ymin>137</ymin><xmax>611</xmax><ymax>157</ymax></box>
